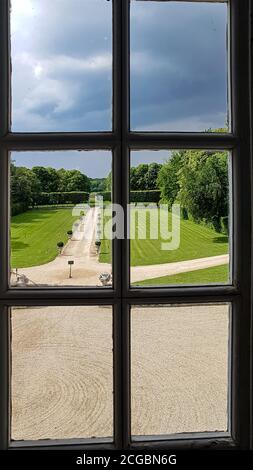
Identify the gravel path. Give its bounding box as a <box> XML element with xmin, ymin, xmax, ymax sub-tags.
<box><xmin>11</xmin><ymin>304</ymin><xmax>229</xmax><ymax>440</ymax></box>
<box><xmin>131</xmin><ymin>254</ymin><xmax>228</xmax><ymax>283</ymax></box>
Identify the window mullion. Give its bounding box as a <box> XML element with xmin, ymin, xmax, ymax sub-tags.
<box><xmin>118</xmin><ymin>0</ymin><xmax>131</xmax><ymax>449</ymax></box>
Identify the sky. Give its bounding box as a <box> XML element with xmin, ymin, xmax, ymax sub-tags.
<box><xmin>11</xmin><ymin>0</ymin><xmax>228</xmax><ymax>177</ymax></box>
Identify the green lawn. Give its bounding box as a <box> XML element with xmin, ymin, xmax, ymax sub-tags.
<box><xmin>12</xmin><ymin>207</ymin><xmax>229</xmax><ymax>279</ymax></box>
<box><xmin>134</xmin><ymin>264</ymin><xmax>229</xmax><ymax>286</ymax></box>
<box><xmin>100</xmin><ymin>208</ymin><xmax>228</xmax><ymax>266</ymax></box>
<box><xmin>11</xmin><ymin>209</ymin><xmax>77</xmax><ymax>268</ymax></box>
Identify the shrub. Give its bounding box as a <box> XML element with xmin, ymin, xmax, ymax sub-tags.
<box><xmin>221</xmin><ymin>216</ymin><xmax>229</xmax><ymax>235</ymax></box>
<box><xmin>130</xmin><ymin>190</ymin><xmax>161</xmax><ymax>203</ymax></box>
<box><xmin>67</xmin><ymin>230</ymin><xmax>73</xmax><ymax>235</ymax></box>
<box><xmin>57</xmin><ymin>241</ymin><xmax>64</xmax><ymax>248</ymax></box>
<box><xmin>36</xmin><ymin>192</ymin><xmax>89</xmax><ymax>205</ymax></box>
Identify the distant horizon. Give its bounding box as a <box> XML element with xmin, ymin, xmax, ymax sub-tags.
<box><xmin>11</xmin><ymin>150</ymin><xmax>171</xmax><ymax>179</ymax></box>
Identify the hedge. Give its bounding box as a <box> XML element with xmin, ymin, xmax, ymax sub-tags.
<box><xmin>130</xmin><ymin>190</ymin><xmax>161</xmax><ymax>203</ymax></box>
<box><xmin>36</xmin><ymin>192</ymin><xmax>89</xmax><ymax>205</ymax></box>
<box><xmin>95</xmin><ymin>191</ymin><xmax>112</xmax><ymax>202</ymax></box>
<box><xmin>12</xmin><ymin>202</ymin><xmax>28</xmax><ymax>216</ymax></box>
<box><xmin>95</xmin><ymin>191</ymin><xmax>161</xmax><ymax>203</ymax></box>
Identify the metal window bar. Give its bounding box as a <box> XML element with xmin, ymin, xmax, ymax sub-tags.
<box><xmin>0</xmin><ymin>0</ymin><xmax>252</xmax><ymax>451</ymax></box>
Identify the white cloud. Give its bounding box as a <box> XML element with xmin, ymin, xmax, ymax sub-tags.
<box><xmin>137</xmin><ymin>112</ymin><xmax>227</xmax><ymax>133</ymax></box>
<box><xmin>11</xmin><ymin>0</ymin><xmax>40</xmax><ymax>32</ymax></box>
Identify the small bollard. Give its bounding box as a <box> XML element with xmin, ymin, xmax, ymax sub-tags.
<box><xmin>68</xmin><ymin>260</ymin><xmax>74</xmax><ymax>278</ymax></box>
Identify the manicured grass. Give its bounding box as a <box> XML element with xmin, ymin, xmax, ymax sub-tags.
<box><xmin>11</xmin><ymin>209</ymin><xmax>77</xmax><ymax>268</ymax></box>
<box><xmin>134</xmin><ymin>264</ymin><xmax>229</xmax><ymax>286</ymax></box>
<box><xmin>100</xmin><ymin>208</ymin><xmax>228</xmax><ymax>265</ymax></box>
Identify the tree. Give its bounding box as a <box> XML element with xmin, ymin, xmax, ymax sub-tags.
<box><xmin>57</xmin><ymin>169</ymin><xmax>90</xmax><ymax>192</ymax></box>
<box><xmin>157</xmin><ymin>151</ymin><xmax>185</xmax><ymax>207</ymax></box>
<box><xmin>105</xmin><ymin>163</ymin><xmax>161</xmax><ymax>193</ymax></box>
<box><xmin>89</xmin><ymin>178</ymin><xmax>106</xmax><ymax>192</ymax></box>
<box><xmin>130</xmin><ymin>164</ymin><xmax>149</xmax><ymax>190</ymax></box>
<box><xmin>11</xmin><ymin>166</ymin><xmax>41</xmax><ymax>208</ymax></box>
<box><xmin>177</xmin><ymin>150</ymin><xmax>228</xmax><ymax>231</ymax></box>
<box><xmin>105</xmin><ymin>171</ymin><xmax>112</xmax><ymax>191</ymax></box>
<box><xmin>145</xmin><ymin>163</ymin><xmax>162</xmax><ymax>190</ymax></box>
<box><xmin>32</xmin><ymin>166</ymin><xmax>60</xmax><ymax>192</ymax></box>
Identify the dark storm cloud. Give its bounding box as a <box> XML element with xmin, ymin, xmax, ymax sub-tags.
<box><xmin>11</xmin><ymin>0</ymin><xmax>112</xmax><ymax>132</ymax></box>
<box><xmin>131</xmin><ymin>1</ymin><xmax>228</xmax><ymax>130</ymax></box>
<box><xmin>11</xmin><ymin>0</ymin><xmax>228</xmax><ymax>172</ymax></box>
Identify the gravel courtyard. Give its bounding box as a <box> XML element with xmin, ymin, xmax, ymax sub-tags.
<box><xmin>11</xmin><ymin>304</ymin><xmax>229</xmax><ymax>441</ymax></box>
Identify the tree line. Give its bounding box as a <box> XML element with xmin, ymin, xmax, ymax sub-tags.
<box><xmin>104</xmin><ymin>162</ymin><xmax>162</xmax><ymax>192</ymax></box>
<box><xmin>105</xmin><ymin>150</ymin><xmax>228</xmax><ymax>233</ymax></box>
<box><xmin>11</xmin><ymin>163</ymin><xmax>91</xmax><ymax>214</ymax></box>
<box><xmin>11</xmin><ymin>144</ymin><xmax>229</xmax><ymax>234</ymax></box>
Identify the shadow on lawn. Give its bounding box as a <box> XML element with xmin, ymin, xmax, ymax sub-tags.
<box><xmin>11</xmin><ymin>239</ymin><xmax>29</xmax><ymax>250</ymax></box>
<box><xmin>11</xmin><ymin>209</ymin><xmax>61</xmax><ymax>227</ymax></box>
<box><xmin>212</xmin><ymin>236</ymin><xmax>228</xmax><ymax>244</ymax></box>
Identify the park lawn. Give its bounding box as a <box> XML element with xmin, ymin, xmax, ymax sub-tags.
<box><xmin>11</xmin><ymin>209</ymin><xmax>78</xmax><ymax>268</ymax></box>
<box><xmin>100</xmin><ymin>208</ymin><xmax>228</xmax><ymax>265</ymax></box>
<box><xmin>133</xmin><ymin>264</ymin><xmax>229</xmax><ymax>286</ymax></box>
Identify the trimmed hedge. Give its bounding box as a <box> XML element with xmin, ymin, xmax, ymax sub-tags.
<box><xmin>95</xmin><ymin>191</ymin><xmax>161</xmax><ymax>203</ymax></box>
<box><xmin>96</xmin><ymin>191</ymin><xmax>111</xmax><ymax>202</ymax></box>
<box><xmin>130</xmin><ymin>190</ymin><xmax>161</xmax><ymax>203</ymax></box>
<box><xmin>36</xmin><ymin>192</ymin><xmax>89</xmax><ymax>205</ymax></box>
<box><xmin>94</xmin><ymin>191</ymin><xmax>161</xmax><ymax>203</ymax></box>
<box><xmin>12</xmin><ymin>202</ymin><xmax>28</xmax><ymax>216</ymax></box>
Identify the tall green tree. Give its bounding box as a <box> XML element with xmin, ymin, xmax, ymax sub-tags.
<box><xmin>58</xmin><ymin>169</ymin><xmax>90</xmax><ymax>192</ymax></box>
<box><xmin>157</xmin><ymin>151</ymin><xmax>185</xmax><ymax>207</ymax></box>
<box><xmin>130</xmin><ymin>164</ymin><xmax>149</xmax><ymax>190</ymax></box>
<box><xmin>145</xmin><ymin>163</ymin><xmax>162</xmax><ymax>190</ymax></box>
<box><xmin>11</xmin><ymin>166</ymin><xmax>41</xmax><ymax>207</ymax></box>
<box><xmin>32</xmin><ymin>166</ymin><xmax>60</xmax><ymax>192</ymax></box>
<box><xmin>177</xmin><ymin>150</ymin><xmax>228</xmax><ymax>231</ymax></box>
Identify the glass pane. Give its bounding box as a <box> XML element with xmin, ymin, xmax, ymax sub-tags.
<box><xmin>11</xmin><ymin>305</ymin><xmax>113</xmax><ymax>441</ymax></box>
<box><xmin>130</xmin><ymin>150</ymin><xmax>230</xmax><ymax>287</ymax></box>
<box><xmin>130</xmin><ymin>1</ymin><xmax>229</xmax><ymax>132</ymax></box>
<box><xmin>131</xmin><ymin>304</ymin><xmax>230</xmax><ymax>437</ymax></box>
<box><xmin>10</xmin><ymin>151</ymin><xmax>112</xmax><ymax>288</ymax></box>
<box><xmin>11</xmin><ymin>0</ymin><xmax>112</xmax><ymax>131</ymax></box>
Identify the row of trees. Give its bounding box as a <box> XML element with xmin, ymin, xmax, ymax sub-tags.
<box><xmin>11</xmin><ymin>163</ymin><xmax>91</xmax><ymax>213</ymax></box>
<box><xmin>11</xmin><ymin>142</ymin><xmax>229</xmax><ymax>234</ymax></box>
<box><xmin>104</xmin><ymin>163</ymin><xmax>162</xmax><ymax>192</ymax></box>
<box><xmin>104</xmin><ymin>150</ymin><xmax>228</xmax><ymax>233</ymax></box>
<box><xmin>31</xmin><ymin>166</ymin><xmax>90</xmax><ymax>192</ymax></box>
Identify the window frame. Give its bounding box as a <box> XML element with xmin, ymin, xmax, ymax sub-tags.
<box><xmin>0</xmin><ymin>0</ymin><xmax>252</xmax><ymax>451</ymax></box>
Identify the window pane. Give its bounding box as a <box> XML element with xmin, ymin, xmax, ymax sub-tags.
<box><xmin>11</xmin><ymin>0</ymin><xmax>112</xmax><ymax>132</ymax></box>
<box><xmin>130</xmin><ymin>150</ymin><xmax>230</xmax><ymax>287</ymax></box>
<box><xmin>131</xmin><ymin>304</ymin><xmax>230</xmax><ymax>437</ymax></box>
<box><xmin>130</xmin><ymin>1</ymin><xmax>229</xmax><ymax>132</ymax></box>
<box><xmin>11</xmin><ymin>305</ymin><xmax>113</xmax><ymax>441</ymax></box>
<box><xmin>10</xmin><ymin>151</ymin><xmax>112</xmax><ymax>288</ymax></box>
